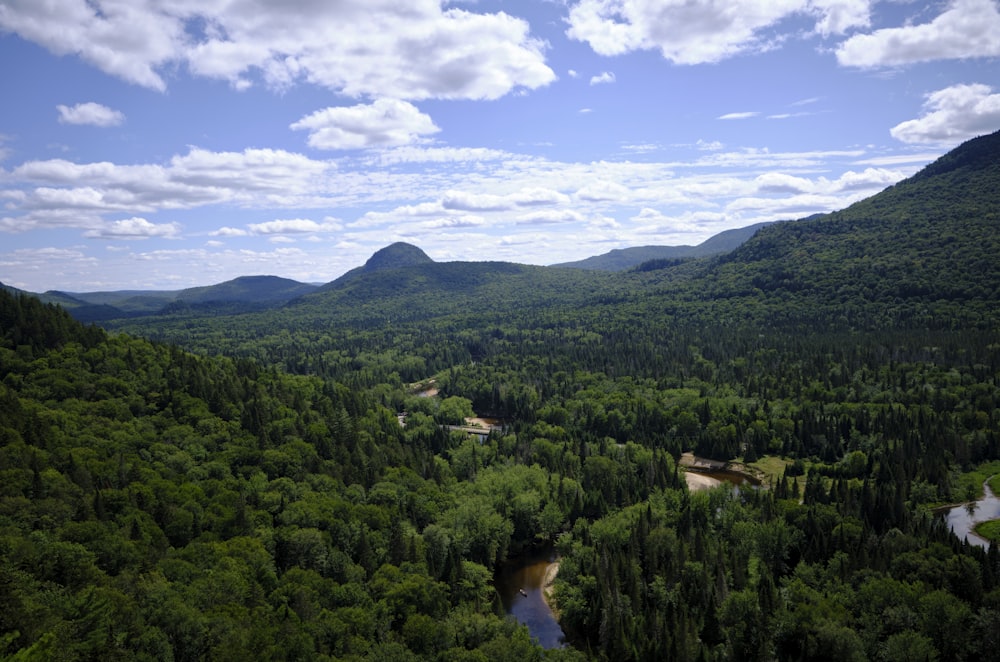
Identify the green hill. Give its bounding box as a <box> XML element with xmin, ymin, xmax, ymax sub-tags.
<box><xmin>553</xmin><ymin>222</ymin><xmax>772</xmax><ymax>271</ymax></box>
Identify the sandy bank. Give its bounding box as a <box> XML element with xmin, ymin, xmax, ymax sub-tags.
<box><xmin>541</xmin><ymin>561</ymin><xmax>560</xmax><ymax>616</ymax></box>
<box><xmin>684</xmin><ymin>472</ymin><xmax>723</xmax><ymax>491</ymax></box>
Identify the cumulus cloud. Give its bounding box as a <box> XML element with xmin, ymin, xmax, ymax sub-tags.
<box><xmin>83</xmin><ymin>217</ymin><xmax>180</xmax><ymax>239</ymax></box>
<box><xmin>4</xmin><ymin>147</ymin><xmax>340</xmax><ymax>229</ymax></box>
<box><xmin>291</xmin><ymin>99</ymin><xmax>440</xmax><ymax>150</ymax></box>
<box><xmin>837</xmin><ymin>0</ymin><xmax>1000</xmax><ymax>68</ymax></box>
<box><xmin>57</xmin><ymin>102</ymin><xmax>125</xmax><ymax>127</ymax></box>
<box><xmin>0</xmin><ymin>0</ymin><xmax>555</xmax><ymax>100</ymax></box>
<box><xmin>590</xmin><ymin>71</ymin><xmax>616</xmax><ymax>85</ymax></box>
<box><xmin>566</xmin><ymin>0</ymin><xmax>871</xmax><ymax>64</ymax></box>
<box><xmin>890</xmin><ymin>83</ymin><xmax>1000</xmax><ymax>145</ymax></box>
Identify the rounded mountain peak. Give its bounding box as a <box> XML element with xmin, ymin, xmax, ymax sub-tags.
<box><xmin>362</xmin><ymin>243</ymin><xmax>434</xmax><ymax>272</ymax></box>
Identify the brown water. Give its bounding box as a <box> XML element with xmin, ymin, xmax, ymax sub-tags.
<box><xmin>941</xmin><ymin>477</ymin><xmax>1000</xmax><ymax>549</ymax></box>
<box><xmin>495</xmin><ymin>548</ymin><xmax>565</xmax><ymax>649</ymax></box>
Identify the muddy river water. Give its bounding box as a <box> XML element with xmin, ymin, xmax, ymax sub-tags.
<box><xmin>495</xmin><ymin>547</ymin><xmax>565</xmax><ymax>649</ymax></box>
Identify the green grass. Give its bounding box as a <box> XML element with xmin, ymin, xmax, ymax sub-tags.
<box><xmin>952</xmin><ymin>460</ymin><xmax>1000</xmax><ymax>503</ymax></box>
<box><xmin>746</xmin><ymin>455</ymin><xmax>807</xmax><ymax>494</ymax></box>
<box><xmin>973</xmin><ymin>520</ymin><xmax>1000</xmax><ymax>543</ymax></box>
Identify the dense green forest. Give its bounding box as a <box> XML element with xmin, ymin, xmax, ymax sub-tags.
<box><xmin>2</xmin><ymin>131</ymin><xmax>1000</xmax><ymax>660</ymax></box>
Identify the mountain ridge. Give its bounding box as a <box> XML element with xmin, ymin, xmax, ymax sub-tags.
<box><xmin>552</xmin><ymin>221</ymin><xmax>773</xmax><ymax>271</ymax></box>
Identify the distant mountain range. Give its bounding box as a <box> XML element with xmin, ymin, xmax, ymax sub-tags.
<box><xmin>4</xmin><ymin>129</ymin><xmax>999</xmax><ymax>331</ymax></box>
<box><xmin>0</xmin><ymin>223</ymin><xmax>772</xmax><ymax>323</ymax></box>
<box><xmin>0</xmin><ymin>276</ymin><xmax>320</xmax><ymax>322</ymax></box>
<box><xmin>551</xmin><ymin>222</ymin><xmax>774</xmax><ymax>271</ymax></box>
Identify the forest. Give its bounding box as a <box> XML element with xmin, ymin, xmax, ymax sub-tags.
<box><xmin>1</xmin><ymin>131</ymin><xmax>999</xmax><ymax>661</ymax></box>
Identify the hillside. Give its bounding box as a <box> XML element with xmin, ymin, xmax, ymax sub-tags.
<box><xmin>552</xmin><ymin>221</ymin><xmax>771</xmax><ymax>271</ymax></box>
<box><xmin>683</xmin><ymin>129</ymin><xmax>1000</xmax><ymax>328</ymax></box>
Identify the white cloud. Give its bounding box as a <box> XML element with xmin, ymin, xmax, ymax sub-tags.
<box><xmin>809</xmin><ymin>0</ymin><xmax>871</xmax><ymax>37</ymax></box>
<box><xmin>566</xmin><ymin>0</ymin><xmax>871</xmax><ymax>64</ymax></box>
<box><xmin>413</xmin><ymin>214</ymin><xmax>487</xmax><ymax>230</ymax></box>
<box><xmin>0</xmin><ymin>0</ymin><xmax>183</xmax><ymax>91</ymax></box>
<box><xmin>718</xmin><ymin>111</ymin><xmax>760</xmax><ymax>120</ymax></box>
<box><xmin>57</xmin><ymin>102</ymin><xmax>125</xmax><ymax>127</ymax></box>
<box><xmin>442</xmin><ymin>191</ymin><xmax>512</xmax><ymax>212</ymax></box>
<box><xmin>0</xmin><ymin>1</ymin><xmax>555</xmax><ymax>100</ymax></box>
<box><xmin>890</xmin><ymin>83</ymin><xmax>1000</xmax><ymax>144</ymax></box>
<box><xmin>371</xmin><ymin>146</ymin><xmax>513</xmax><ymax>165</ymax></box>
<box><xmin>4</xmin><ymin>147</ymin><xmax>340</xmax><ymax>229</ymax></box>
<box><xmin>516</xmin><ymin>209</ymin><xmax>585</xmax><ymax>225</ymax></box>
<box><xmin>590</xmin><ymin>71</ymin><xmax>616</xmax><ymax>85</ymax></box>
<box><xmin>83</xmin><ymin>217</ymin><xmax>180</xmax><ymax>239</ymax></box>
<box><xmin>575</xmin><ymin>180</ymin><xmax>631</xmax><ymax>202</ymax></box>
<box><xmin>511</xmin><ymin>188</ymin><xmax>571</xmax><ymax>206</ymax></box>
<box><xmin>290</xmin><ymin>99</ymin><xmax>440</xmax><ymax>150</ymax></box>
<box><xmin>837</xmin><ymin>0</ymin><xmax>1000</xmax><ymax>68</ymax></box>
<box><xmin>211</xmin><ymin>226</ymin><xmax>249</xmax><ymax>237</ymax></box>
<box><xmin>247</xmin><ymin>218</ymin><xmax>342</xmax><ymax>235</ymax></box>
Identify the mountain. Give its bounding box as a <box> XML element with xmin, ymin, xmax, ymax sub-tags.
<box><xmin>44</xmin><ymin>275</ymin><xmax>319</xmax><ymax>321</ymax></box>
<box><xmin>319</xmin><ymin>242</ymin><xmax>437</xmax><ymax>292</ymax></box>
<box><xmin>552</xmin><ymin>222</ymin><xmax>772</xmax><ymax>271</ymax></box>
<box><xmin>95</xmin><ymin>130</ymin><xmax>1000</xmax><ymax>350</ymax></box>
<box><xmin>361</xmin><ymin>241</ymin><xmax>434</xmax><ymax>272</ymax></box>
<box><xmin>690</xmin><ymin>129</ymin><xmax>1000</xmax><ymax>327</ymax></box>
<box><xmin>173</xmin><ymin>275</ymin><xmax>318</xmax><ymax>305</ymax></box>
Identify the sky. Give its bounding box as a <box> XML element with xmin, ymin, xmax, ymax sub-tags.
<box><xmin>2</xmin><ymin>0</ymin><xmax>1000</xmax><ymax>292</ymax></box>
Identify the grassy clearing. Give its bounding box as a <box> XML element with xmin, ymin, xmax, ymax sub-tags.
<box><xmin>973</xmin><ymin>520</ymin><xmax>1000</xmax><ymax>543</ymax></box>
<box><xmin>745</xmin><ymin>455</ymin><xmax>808</xmax><ymax>494</ymax></box>
<box><xmin>952</xmin><ymin>460</ymin><xmax>1000</xmax><ymax>503</ymax></box>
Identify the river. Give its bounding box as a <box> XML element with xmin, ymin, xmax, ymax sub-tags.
<box><xmin>495</xmin><ymin>547</ymin><xmax>565</xmax><ymax>649</ymax></box>
<box><xmin>941</xmin><ymin>476</ymin><xmax>1000</xmax><ymax>549</ymax></box>
<box><xmin>685</xmin><ymin>468</ymin><xmax>759</xmax><ymax>492</ymax></box>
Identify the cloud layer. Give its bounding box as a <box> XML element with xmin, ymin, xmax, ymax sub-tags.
<box><xmin>0</xmin><ymin>0</ymin><xmax>555</xmax><ymax>99</ymax></box>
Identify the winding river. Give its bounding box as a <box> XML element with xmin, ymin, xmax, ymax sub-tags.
<box><xmin>495</xmin><ymin>547</ymin><xmax>565</xmax><ymax>649</ymax></box>
<box><xmin>941</xmin><ymin>477</ymin><xmax>1000</xmax><ymax>549</ymax></box>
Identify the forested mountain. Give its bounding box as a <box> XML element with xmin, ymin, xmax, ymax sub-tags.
<box><xmin>2</xmin><ymin>132</ymin><xmax>1000</xmax><ymax>661</ymax></box>
<box><xmin>32</xmin><ymin>276</ymin><xmax>320</xmax><ymax>322</ymax></box>
<box><xmin>553</xmin><ymin>222</ymin><xmax>771</xmax><ymax>271</ymax></box>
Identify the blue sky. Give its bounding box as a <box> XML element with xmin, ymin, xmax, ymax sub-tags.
<box><xmin>2</xmin><ymin>0</ymin><xmax>999</xmax><ymax>292</ymax></box>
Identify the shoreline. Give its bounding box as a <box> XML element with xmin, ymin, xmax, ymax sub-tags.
<box><xmin>679</xmin><ymin>452</ymin><xmax>765</xmax><ymax>486</ymax></box>
<box><xmin>541</xmin><ymin>560</ymin><xmax>560</xmax><ymax>618</ymax></box>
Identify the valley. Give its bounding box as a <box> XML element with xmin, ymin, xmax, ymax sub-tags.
<box><xmin>1</xmin><ymin>130</ymin><xmax>999</xmax><ymax>660</ymax></box>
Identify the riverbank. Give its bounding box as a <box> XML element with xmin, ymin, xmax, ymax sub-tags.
<box><xmin>541</xmin><ymin>561</ymin><xmax>560</xmax><ymax>617</ymax></box>
<box><xmin>679</xmin><ymin>452</ymin><xmax>765</xmax><ymax>488</ymax></box>
<box><xmin>939</xmin><ymin>475</ymin><xmax>1000</xmax><ymax>549</ymax></box>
